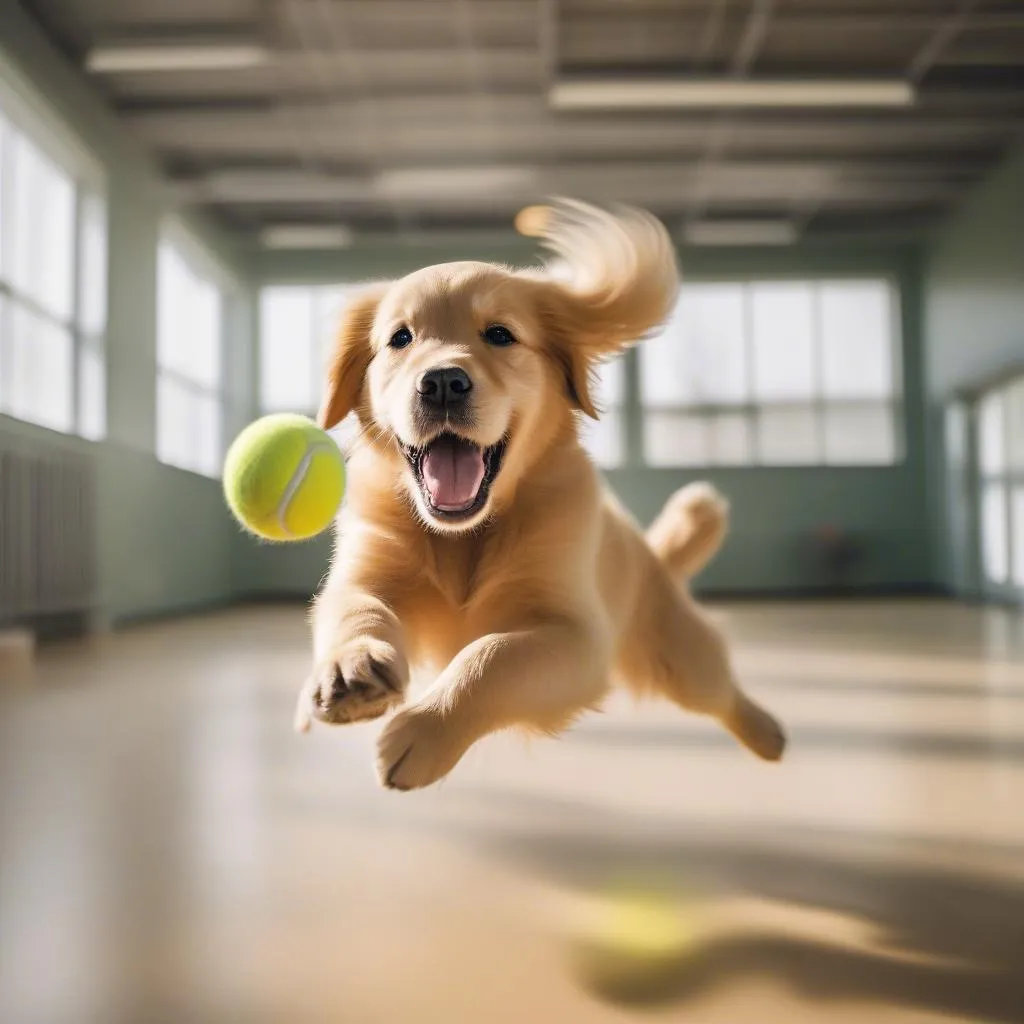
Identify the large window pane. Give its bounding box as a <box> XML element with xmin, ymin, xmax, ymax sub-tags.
<box><xmin>157</xmin><ymin>237</ymin><xmax>224</xmax><ymax>475</ymax></box>
<box><xmin>0</xmin><ymin>113</ymin><xmax>7</xmax><ymax>281</ymax></box>
<box><xmin>709</xmin><ymin>412</ymin><xmax>754</xmax><ymax>465</ymax></box>
<box><xmin>757</xmin><ymin>405</ymin><xmax>819</xmax><ymax>465</ymax></box>
<box><xmin>0</xmin><ymin>92</ymin><xmax>106</xmax><ymax>441</ymax></box>
<box><xmin>0</xmin><ymin>294</ymin><xmax>5</xmax><ymax>405</ymax></box>
<box><xmin>644</xmin><ymin>411</ymin><xmax>709</xmax><ymax>467</ymax></box>
<box><xmin>158</xmin><ymin>377</ymin><xmax>221</xmax><ymax>475</ymax></box>
<box><xmin>820</xmin><ymin>281</ymin><xmax>893</xmax><ymax>400</ymax></box>
<box><xmin>580</xmin><ymin>410</ymin><xmax>623</xmax><ymax>469</ymax></box>
<box><xmin>1012</xmin><ymin>487</ymin><xmax>1024</xmax><ymax>588</ymax></box>
<box><xmin>9</xmin><ymin>132</ymin><xmax>74</xmax><ymax>321</ymax></box>
<box><xmin>78</xmin><ymin>342</ymin><xmax>105</xmax><ymax>441</ymax></box>
<box><xmin>158</xmin><ymin>241</ymin><xmax>222</xmax><ymax>390</ymax></box>
<box><xmin>981</xmin><ymin>483</ymin><xmax>1009</xmax><ymax>585</ymax></box>
<box><xmin>978</xmin><ymin>393</ymin><xmax>1005</xmax><ymax>477</ymax></box>
<box><xmin>316</xmin><ymin>286</ymin><xmax>361</xmax><ymax>370</ymax></box>
<box><xmin>1005</xmin><ymin>379</ymin><xmax>1024</xmax><ymax>473</ymax></box>
<box><xmin>643</xmin><ymin>412</ymin><xmax>752</xmax><ymax>467</ymax></box>
<box><xmin>823</xmin><ymin>402</ymin><xmax>897</xmax><ymax>465</ymax></box>
<box><xmin>9</xmin><ymin>302</ymin><xmax>73</xmax><ymax>432</ymax></box>
<box><xmin>196</xmin><ymin>391</ymin><xmax>222</xmax><ymax>478</ymax></box>
<box><xmin>260</xmin><ymin>287</ymin><xmax>315</xmax><ymax>412</ymax></box>
<box><xmin>751</xmin><ymin>282</ymin><xmax>815</xmax><ymax>402</ymax></box>
<box><xmin>157</xmin><ymin>374</ymin><xmax>192</xmax><ymax>471</ymax></box>
<box><xmin>581</xmin><ymin>356</ymin><xmax>626</xmax><ymax>468</ymax></box>
<box><xmin>79</xmin><ymin>192</ymin><xmax>107</xmax><ymax>336</ymax></box>
<box><xmin>593</xmin><ymin>355</ymin><xmax>625</xmax><ymax>410</ymax></box>
<box><xmin>641</xmin><ymin>285</ymin><xmax>747</xmax><ymax>407</ymax></box>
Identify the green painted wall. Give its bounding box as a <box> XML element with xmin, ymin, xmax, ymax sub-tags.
<box><xmin>14</xmin><ymin>0</ymin><xmax>1011</xmax><ymax>615</ymax></box>
<box><xmin>239</xmin><ymin>242</ymin><xmax>931</xmax><ymax>596</ymax></box>
<box><xmin>0</xmin><ymin>4</ymin><xmax>257</xmax><ymax>625</ymax></box>
<box><xmin>923</xmin><ymin>144</ymin><xmax>1024</xmax><ymax>594</ymax></box>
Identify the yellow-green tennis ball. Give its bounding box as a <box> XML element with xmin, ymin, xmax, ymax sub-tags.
<box><xmin>223</xmin><ymin>414</ymin><xmax>345</xmax><ymax>542</ymax></box>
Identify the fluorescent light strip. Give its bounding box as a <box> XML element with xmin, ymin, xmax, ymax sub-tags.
<box><xmin>260</xmin><ymin>225</ymin><xmax>354</xmax><ymax>250</ymax></box>
<box><xmin>684</xmin><ymin>220</ymin><xmax>799</xmax><ymax>246</ymax></box>
<box><xmin>374</xmin><ymin>166</ymin><xmax>536</xmax><ymax>198</ymax></box>
<box><xmin>86</xmin><ymin>44</ymin><xmax>268</xmax><ymax>74</ymax></box>
<box><xmin>551</xmin><ymin>78</ymin><xmax>914</xmax><ymax>110</ymax></box>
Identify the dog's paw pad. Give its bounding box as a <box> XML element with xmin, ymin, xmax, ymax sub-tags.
<box><xmin>304</xmin><ymin>642</ymin><xmax>405</xmax><ymax>727</ymax></box>
<box><xmin>376</xmin><ymin>707</ymin><xmax>459</xmax><ymax>791</ymax></box>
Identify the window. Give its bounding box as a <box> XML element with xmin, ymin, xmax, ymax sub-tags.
<box><xmin>580</xmin><ymin>356</ymin><xmax>626</xmax><ymax>468</ymax></box>
<box><xmin>156</xmin><ymin>235</ymin><xmax>224</xmax><ymax>476</ymax></box>
<box><xmin>260</xmin><ymin>284</ymin><xmax>362</xmax><ymax>450</ymax></box>
<box><xmin>978</xmin><ymin>376</ymin><xmax>1024</xmax><ymax>592</ymax></box>
<box><xmin>0</xmin><ymin>95</ymin><xmax>106</xmax><ymax>437</ymax></box>
<box><xmin>639</xmin><ymin>279</ymin><xmax>900</xmax><ymax>467</ymax></box>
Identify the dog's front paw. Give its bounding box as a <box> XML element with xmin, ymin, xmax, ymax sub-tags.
<box><xmin>376</xmin><ymin>705</ymin><xmax>466</xmax><ymax>791</ymax></box>
<box><xmin>295</xmin><ymin>639</ymin><xmax>406</xmax><ymax>731</ymax></box>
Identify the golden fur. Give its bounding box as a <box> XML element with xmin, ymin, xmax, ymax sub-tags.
<box><xmin>295</xmin><ymin>200</ymin><xmax>786</xmax><ymax>790</ymax></box>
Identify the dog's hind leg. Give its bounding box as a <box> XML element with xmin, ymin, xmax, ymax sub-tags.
<box><xmin>616</xmin><ymin>554</ymin><xmax>786</xmax><ymax>762</ymax></box>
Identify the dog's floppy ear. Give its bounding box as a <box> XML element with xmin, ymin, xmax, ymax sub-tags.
<box><xmin>530</xmin><ymin>201</ymin><xmax>679</xmax><ymax>419</ymax></box>
<box><xmin>318</xmin><ymin>282</ymin><xmax>391</xmax><ymax>430</ymax></box>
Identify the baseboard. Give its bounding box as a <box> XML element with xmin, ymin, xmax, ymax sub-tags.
<box><xmin>235</xmin><ymin>591</ymin><xmax>315</xmax><ymax>605</ymax></box>
<box><xmin>693</xmin><ymin>583</ymin><xmax>953</xmax><ymax>601</ymax></box>
<box><xmin>103</xmin><ymin>583</ymin><xmax>980</xmax><ymax>632</ymax></box>
<box><xmin>110</xmin><ymin>592</ymin><xmax>312</xmax><ymax>630</ymax></box>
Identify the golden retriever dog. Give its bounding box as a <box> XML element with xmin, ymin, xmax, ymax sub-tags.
<box><xmin>294</xmin><ymin>200</ymin><xmax>786</xmax><ymax>790</ymax></box>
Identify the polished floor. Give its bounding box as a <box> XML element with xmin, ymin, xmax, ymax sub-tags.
<box><xmin>2</xmin><ymin>600</ymin><xmax>1023</xmax><ymax>1024</ymax></box>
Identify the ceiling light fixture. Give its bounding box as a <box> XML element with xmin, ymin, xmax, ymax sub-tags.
<box><xmin>259</xmin><ymin>225</ymin><xmax>355</xmax><ymax>250</ymax></box>
<box><xmin>374</xmin><ymin>166</ymin><xmax>536</xmax><ymax>198</ymax></box>
<box><xmin>683</xmin><ymin>220</ymin><xmax>799</xmax><ymax>246</ymax></box>
<box><xmin>86</xmin><ymin>43</ymin><xmax>269</xmax><ymax>74</ymax></box>
<box><xmin>550</xmin><ymin>78</ymin><xmax>914</xmax><ymax>110</ymax></box>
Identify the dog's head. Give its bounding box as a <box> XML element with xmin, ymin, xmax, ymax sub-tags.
<box><xmin>320</xmin><ymin>202</ymin><xmax>679</xmax><ymax>532</ymax></box>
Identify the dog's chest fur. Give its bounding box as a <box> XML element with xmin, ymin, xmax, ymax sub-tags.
<box><xmin>395</xmin><ymin>518</ymin><xmax>548</xmax><ymax>669</ymax></box>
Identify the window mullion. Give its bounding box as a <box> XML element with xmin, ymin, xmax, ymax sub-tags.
<box><xmin>70</xmin><ymin>183</ymin><xmax>84</xmax><ymax>434</ymax></box>
<box><xmin>623</xmin><ymin>344</ymin><xmax>641</xmax><ymax>467</ymax></box>
<box><xmin>741</xmin><ymin>283</ymin><xmax>756</xmax><ymax>467</ymax></box>
<box><xmin>812</xmin><ymin>282</ymin><xmax>826</xmax><ymax>464</ymax></box>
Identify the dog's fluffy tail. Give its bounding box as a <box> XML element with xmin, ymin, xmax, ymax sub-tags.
<box><xmin>645</xmin><ymin>482</ymin><xmax>729</xmax><ymax>582</ymax></box>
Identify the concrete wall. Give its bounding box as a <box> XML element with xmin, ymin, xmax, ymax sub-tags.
<box><xmin>922</xmin><ymin>144</ymin><xmax>1024</xmax><ymax>595</ymax></box>
<box><xmin>0</xmin><ymin>4</ymin><xmax>257</xmax><ymax>624</ymax></box>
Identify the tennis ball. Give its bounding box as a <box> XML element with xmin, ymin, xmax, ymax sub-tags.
<box><xmin>223</xmin><ymin>414</ymin><xmax>345</xmax><ymax>542</ymax></box>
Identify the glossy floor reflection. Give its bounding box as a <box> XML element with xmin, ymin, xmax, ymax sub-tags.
<box><xmin>1</xmin><ymin>600</ymin><xmax>1023</xmax><ymax>1023</ymax></box>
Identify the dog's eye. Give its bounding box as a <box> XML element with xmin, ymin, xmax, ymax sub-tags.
<box><xmin>389</xmin><ymin>326</ymin><xmax>413</xmax><ymax>349</ymax></box>
<box><xmin>483</xmin><ymin>324</ymin><xmax>516</xmax><ymax>347</ymax></box>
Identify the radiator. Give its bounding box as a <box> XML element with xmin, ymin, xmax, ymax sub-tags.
<box><xmin>0</xmin><ymin>443</ymin><xmax>98</xmax><ymax>625</ymax></box>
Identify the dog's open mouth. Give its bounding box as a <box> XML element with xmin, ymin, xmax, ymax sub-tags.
<box><xmin>402</xmin><ymin>433</ymin><xmax>507</xmax><ymax>522</ymax></box>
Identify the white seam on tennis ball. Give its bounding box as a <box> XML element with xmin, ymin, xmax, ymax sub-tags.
<box><xmin>276</xmin><ymin>441</ymin><xmax>336</xmax><ymax>537</ymax></box>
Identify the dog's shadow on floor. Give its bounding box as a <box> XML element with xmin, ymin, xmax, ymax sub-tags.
<box><xmin>441</xmin><ymin>788</ymin><xmax>1024</xmax><ymax>1021</ymax></box>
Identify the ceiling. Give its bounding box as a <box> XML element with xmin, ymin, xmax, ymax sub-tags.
<box><xmin>21</xmin><ymin>0</ymin><xmax>1024</xmax><ymax>247</ymax></box>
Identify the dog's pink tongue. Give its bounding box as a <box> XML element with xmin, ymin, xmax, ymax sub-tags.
<box><xmin>422</xmin><ymin>438</ymin><xmax>485</xmax><ymax>511</ymax></box>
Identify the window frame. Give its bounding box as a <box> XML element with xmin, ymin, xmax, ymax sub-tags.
<box><xmin>634</xmin><ymin>272</ymin><xmax>905</xmax><ymax>469</ymax></box>
<box><xmin>155</xmin><ymin>222</ymin><xmax>231</xmax><ymax>478</ymax></box>
<box><xmin>974</xmin><ymin>373</ymin><xmax>1024</xmax><ymax>601</ymax></box>
<box><xmin>0</xmin><ymin>56</ymin><xmax>107</xmax><ymax>439</ymax></box>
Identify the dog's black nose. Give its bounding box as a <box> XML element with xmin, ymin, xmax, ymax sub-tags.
<box><xmin>417</xmin><ymin>367</ymin><xmax>473</xmax><ymax>408</ymax></box>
